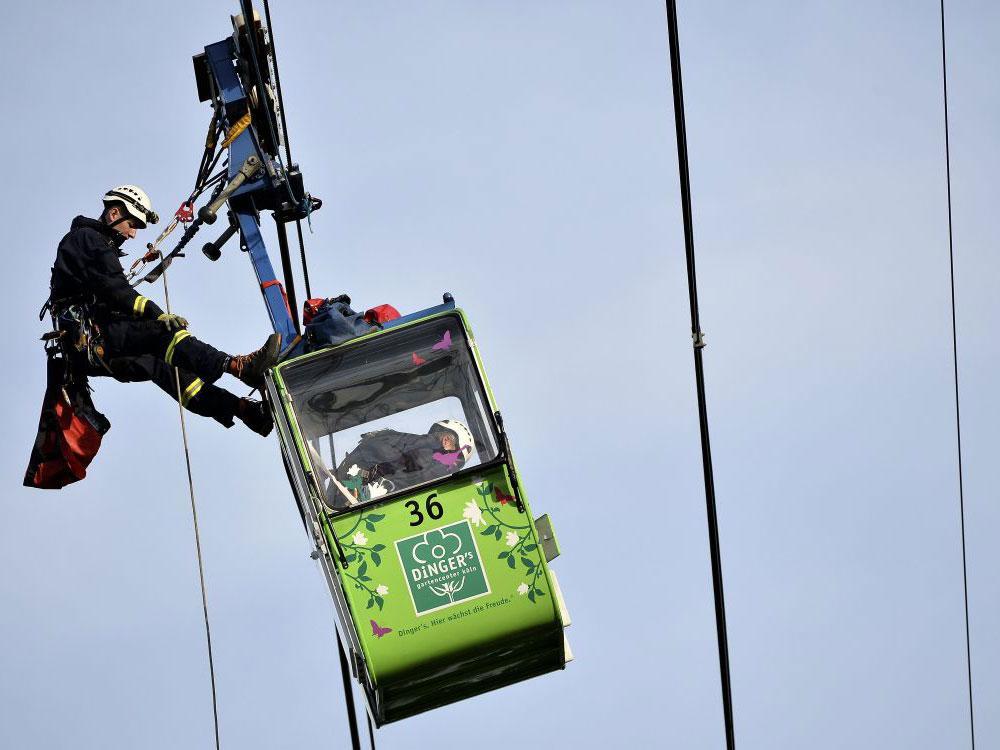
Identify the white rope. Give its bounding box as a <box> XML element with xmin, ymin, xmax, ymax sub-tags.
<box><xmin>159</xmin><ymin>264</ymin><xmax>222</xmax><ymax>750</ymax></box>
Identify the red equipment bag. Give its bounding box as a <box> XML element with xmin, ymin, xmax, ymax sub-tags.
<box><xmin>302</xmin><ymin>297</ymin><xmax>327</xmax><ymax>325</ymax></box>
<box><xmin>24</xmin><ymin>356</ymin><xmax>110</xmax><ymax>489</ymax></box>
<box><xmin>364</xmin><ymin>304</ymin><xmax>401</xmax><ymax>325</ymax></box>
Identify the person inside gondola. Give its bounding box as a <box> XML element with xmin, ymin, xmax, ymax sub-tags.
<box><xmin>331</xmin><ymin>419</ymin><xmax>475</xmax><ymax>503</ymax></box>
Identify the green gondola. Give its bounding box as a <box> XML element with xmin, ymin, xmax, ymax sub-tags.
<box><xmin>265</xmin><ymin>300</ymin><xmax>571</xmax><ymax>724</ymax></box>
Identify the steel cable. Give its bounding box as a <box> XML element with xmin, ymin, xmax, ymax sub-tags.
<box><xmin>663</xmin><ymin>2</ymin><xmax>735</xmax><ymax>748</ymax></box>
<box><xmin>938</xmin><ymin>2</ymin><xmax>976</xmax><ymax>747</ymax></box>
<box><xmin>263</xmin><ymin>0</ymin><xmax>313</xmax><ymax>300</ymax></box>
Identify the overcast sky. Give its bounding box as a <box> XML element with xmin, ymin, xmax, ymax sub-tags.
<box><xmin>2</xmin><ymin>2</ymin><xmax>998</xmax><ymax>748</ymax></box>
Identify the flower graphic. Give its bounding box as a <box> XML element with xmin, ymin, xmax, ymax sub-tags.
<box><xmin>505</xmin><ymin>531</ymin><xmax>519</xmax><ymax>547</ymax></box>
<box><xmin>463</xmin><ymin>500</ymin><xmax>484</xmax><ymax>527</ymax></box>
<box><xmin>517</xmin><ymin>583</ymin><xmax>530</xmax><ymax>596</ymax></box>
<box><xmin>347</xmin><ymin>464</ymin><xmax>361</xmax><ymax>477</ymax></box>
<box><xmin>376</xmin><ymin>584</ymin><xmax>389</xmax><ymax>596</ymax></box>
<box><xmin>367</xmin><ymin>482</ymin><xmax>388</xmax><ymax>499</ymax></box>
<box><xmin>353</xmin><ymin>532</ymin><xmax>368</xmax><ymax>546</ymax></box>
<box><xmin>412</xmin><ymin>528</ymin><xmax>463</xmax><ymax>563</ymax></box>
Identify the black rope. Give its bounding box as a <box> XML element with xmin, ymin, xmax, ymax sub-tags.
<box><xmin>294</xmin><ymin>218</ymin><xmax>313</xmax><ymax>301</ymax></box>
<box><xmin>262</xmin><ymin>0</ymin><xmax>314</xmax><ymax>300</ymax></box>
<box><xmin>274</xmin><ymin>219</ymin><xmax>302</xmax><ymax>333</ymax></box>
<box><xmin>939</xmin><ymin>3</ymin><xmax>976</xmax><ymax>748</ymax></box>
<box><xmin>663</xmin><ymin>3</ymin><xmax>735</xmax><ymax>748</ymax></box>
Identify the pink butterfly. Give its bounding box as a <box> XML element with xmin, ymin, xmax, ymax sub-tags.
<box><xmin>412</xmin><ymin>352</ymin><xmax>426</xmax><ymax>365</ymax></box>
<box><xmin>433</xmin><ymin>450</ymin><xmax>463</xmax><ymax>467</ymax></box>
<box><xmin>371</xmin><ymin>619</ymin><xmax>392</xmax><ymax>638</ymax></box>
<box><xmin>432</xmin><ymin>330</ymin><xmax>452</xmax><ymax>351</ymax></box>
<box><xmin>495</xmin><ymin>487</ymin><xmax>514</xmax><ymax>506</ymax></box>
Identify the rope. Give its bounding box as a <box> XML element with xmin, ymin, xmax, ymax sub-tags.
<box><xmin>663</xmin><ymin>2</ymin><xmax>735</xmax><ymax>748</ymax></box>
<box><xmin>159</xmin><ymin>267</ymin><xmax>222</xmax><ymax>750</ymax></box>
<box><xmin>939</xmin><ymin>3</ymin><xmax>976</xmax><ymax>747</ymax></box>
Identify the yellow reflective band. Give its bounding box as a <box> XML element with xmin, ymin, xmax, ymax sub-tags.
<box><xmin>181</xmin><ymin>378</ymin><xmax>204</xmax><ymax>407</ymax></box>
<box><xmin>164</xmin><ymin>330</ymin><xmax>191</xmax><ymax>365</ymax></box>
<box><xmin>132</xmin><ymin>295</ymin><xmax>149</xmax><ymax>316</ymax></box>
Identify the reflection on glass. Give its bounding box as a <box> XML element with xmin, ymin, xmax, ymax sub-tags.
<box><xmin>281</xmin><ymin>316</ymin><xmax>499</xmax><ymax>510</ymax></box>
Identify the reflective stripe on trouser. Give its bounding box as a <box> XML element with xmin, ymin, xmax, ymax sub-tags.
<box><xmin>181</xmin><ymin>378</ymin><xmax>204</xmax><ymax>407</ymax></box>
<box><xmin>88</xmin><ymin>354</ymin><xmax>240</xmax><ymax>427</ymax></box>
<box><xmin>164</xmin><ymin>330</ymin><xmax>192</xmax><ymax>365</ymax></box>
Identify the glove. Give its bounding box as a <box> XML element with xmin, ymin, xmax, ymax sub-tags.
<box><xmin>157</xmin><ymin>313</ymin><xmax>189</xmax><ymax>331</ymax></box>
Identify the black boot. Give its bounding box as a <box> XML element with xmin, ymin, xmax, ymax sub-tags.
<box><xmin>228</xmin><ymin>333</ymin><xmax>281</xmax><ymax>389</ymax></box>
<box><xmin>236</xmin><ymin>398</ymin><xmax>274</xmax><ymax>437</ymax></box>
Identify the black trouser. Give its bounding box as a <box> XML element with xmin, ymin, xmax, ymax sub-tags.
<box><xmin>89</xmin><ymin>354</ymin><xmax>241</xmax><ymax>427</ymax></box>
<box><xmin>88</xmin><ymin>319</ymin><xmax>240</xmax><ymax>426</ymax></box>
<box><xmin>100</xmin><ymin>318</ymin><xmax>230</xmax><ymax>382</ymax></box>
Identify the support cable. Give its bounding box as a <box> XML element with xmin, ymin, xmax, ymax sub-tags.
<box><xmin>336</xmin><ymin>635</ymin><xmax>363</xmax><ymax>750</ymax></box>
<box><xmin>262</xmin><ymin>0</ymin><xmax>314</xmax><ymax>300</ymax></box>
<box><xmin>663</xmin><ymin>3</ymin><xmax>735</xmax><ymax>748</ymax></box>
<box><xmin>159</xmin><ymin>267</ymin><xmax>222</xmax><ymax>750</ymax></box>
<box><xmin>939</xmin><ymin>2</ymin><xmax>976</xmax><ymax>748</ymax></box>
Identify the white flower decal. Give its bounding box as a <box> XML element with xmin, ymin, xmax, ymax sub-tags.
<box><xmin>517</xmin><ymin>583</ymin><xmax>530</xmax><ymax>596</ymax></box>
<box><xmin>463</xmin><ymin>500</ymin><xmax>484</xmax><ymax>527</ymax></box>
<box><xmin>505</xmin><ymin>531</ymin><xmax>519</xmax><ymax>547</ymax></box>
<box><xmin>376</xmin><ymin>584</ymin><xmax>389</xmax><ymax>596</ymax></box>
<box><xmin>347</xmin><ymin>464</ymin><xmax>361</xmax><ymax>477</ymax></box>
<box><xmin>368</xmin><ymin>482</ymin><xmax>388</xmax><ymax>499</ymax></box>
<box><xmin>353</xmin><ymin>532</ymin><xmax>368</xmax><ymax>546</ymax></box>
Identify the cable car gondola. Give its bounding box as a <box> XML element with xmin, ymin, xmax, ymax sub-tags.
<box><xmin>266</xmin><ymin>299</ymin><xmax>572</xmax><ymax>724</ymax></box>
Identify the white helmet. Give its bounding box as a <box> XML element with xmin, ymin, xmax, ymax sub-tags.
<box><xmin>103</xmin><ymin>184</ymin><xmax>159</xmax><ymax>228</ymax></box>
<box><xmin>432</xmin><ymin>419</ymin><xmax>475</xmax><ymax>459</ymax></box>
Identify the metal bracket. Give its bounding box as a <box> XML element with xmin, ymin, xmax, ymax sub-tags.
<box><xmin>534</xmin><ymin>514</ymin><xmax>560</xmax><ymax>562</ymax></box>
<box><xmin>693</xmin><ymin>330</ymin><xmax>706</xmax><ymax>349</ymax></box>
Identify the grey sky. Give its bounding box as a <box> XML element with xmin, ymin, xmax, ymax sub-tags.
<box><xmin>2</xmin><ymin>2</ymin><xmax>997</xmax><ymax>748</ymax></box>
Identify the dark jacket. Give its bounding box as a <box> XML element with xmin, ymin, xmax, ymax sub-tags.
<box><xmin>49</xmin><ymin>216</ymin><xmax>164</xmax><ymax>322</ymax></box>
<box><xmin>335</xmin><ymin>429</ymin><xmax>462</xmax><ymax>492</ymax></box>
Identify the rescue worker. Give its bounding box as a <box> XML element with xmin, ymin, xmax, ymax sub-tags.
<box><xmin>46</xmin><ymin>185</ymin><xmax>281</xmax><ymax>436</ymax></box>
<box><xmin>332</xmin><ymin>419</ymin><xmax>476</xmax><ymax>503</ymax></box>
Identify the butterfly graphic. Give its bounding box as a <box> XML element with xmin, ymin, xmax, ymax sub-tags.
<box><xmin>412</xmin><ymin>352</ymin><xmax>427</xmax><ymax>365</ymax></box>
<box><xmin>371</xmin><ymin>619</ymin><xmax>392</xmax><ymax>638</ymax></box>
<box><xmin>433</xmin><ymin>450</ymin><xmax>463</xmax><ymax>468</ymax></box>
<box><xmin>432</xmin><ymin>330</ymin><xmax>452</xmax><ymax>351</ymax></box>
<box><xmin>495</xmin><ymin>487</ymin><xmax>514</xmax><ymax>506</ymax></box>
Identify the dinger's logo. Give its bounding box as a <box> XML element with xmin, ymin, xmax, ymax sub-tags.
<box><xmin>395</xmin><ymin>520</ymin><xmax>490</xmax><ymax>615</ymax></box>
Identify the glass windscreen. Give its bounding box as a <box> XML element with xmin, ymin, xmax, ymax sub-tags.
<box><xmin>280</xmin><ymin>315</ymin><xmax>500</xmax><ymax>511</ymax></box>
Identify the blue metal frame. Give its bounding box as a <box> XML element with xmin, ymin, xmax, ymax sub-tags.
<box><xmin>200</xmin><ymin>33</ymin><xmax>454</xmax><ymax>356</ymax></box>
<box><xmin>203</xmin><ymin>38</ymin><xmax>301</xmax><ymax>353</ymax></box>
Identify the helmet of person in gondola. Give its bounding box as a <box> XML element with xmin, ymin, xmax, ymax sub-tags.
<box><xmin>430</xmin><ymin>419</ymin><xmax>475</xmax><ymax>461</ymax></box>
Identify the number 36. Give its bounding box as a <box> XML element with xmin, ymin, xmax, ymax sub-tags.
<box><xmin>405</xmin><ymin>494</ymin><xmax>444</xmax><ymax>526</ymax></box>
